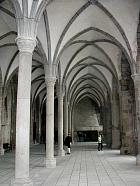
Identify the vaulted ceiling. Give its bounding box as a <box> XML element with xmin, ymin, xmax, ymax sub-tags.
<box><xmin>0</xmin><ymin>0</ymin><xmax>139</xmax><ymax>110</ymax></box>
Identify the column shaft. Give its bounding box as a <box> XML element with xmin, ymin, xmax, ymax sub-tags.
<box><xmin>132</xmin><ymin>73</ymin><xmax>140</xmax><ymax>164</ymax></box>
<box><xmin>111</xmin><ymin>88</ymin><xmax>120</xmax><ymax>149</ymax></box>
<box><xmin>68</xmin><ymin>106</ymin><xmax>71</xmax><ymax>135</ymax></box>
<box><xmin>135</xmin><ymin>82</ymin><xmax>140</xmax><ymax>163</ymax></box>
<box><xmin>0</xmin><ymin>96</ymin><xmax>4</xmax><ymax>155</ymax></box>
<box><xmin>136</xmin><ymin>54</ymin><xmax>140</xmax><ymax>161</ymax></box>
<box><xmin>15</xmin><ymin>51</ymin><xmax>32</xmax><ymax>178</ymax></box>
<box><xmin>64</xmin><ymin>100</ymin><xmax>68</xmax><ymax>139</ymax></box>
<box><xmin>0</xmin><ymin>128</ymin><xmax>4</xmax><ymax>155</ymax></box>
<box><xmin>45</xmin><ymin>77</ymin><xmax>56</xmax><ymax>168</ymax></box>
<box><xmin>58</xmin><ymin>96</ymin><xmax>65</xmax><ymax>156</ymax></box>
<box><xmin>13</xmin><ymin>38</ymin><xmax>36</xmax><ymax>185</ymax></box>
<box><xmin>135</xmin><ymin>86</ymin><xmax>140</xmax><ymax>164</ymax></box>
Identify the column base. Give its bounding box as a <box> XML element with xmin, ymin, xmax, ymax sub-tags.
<box><xmin>45</xmin><ymin>158</ymin><xmax>56</xmax><ymax>168</ymax></box>
<box><xmin>58</xmin><ymin>149</ymin><xmax>65</xmax><ymax>156</ymax></box>
<box><xmin>120</xmin><ymin>146</ymin><xmax>129</xmax><ymax>155</ymax></box>
<box><xmin>0</xmin><ymin>147</ymin><xmax>4</xmax><ymax>155</ymax></box>
<box><xmin>11</xmin><ymin>177</ymin><xmax>33</xmax><ymax>186</ymax></box>
<box><xmin>136</xmin><ymin>154</ymin><xmax>140</xmax><ymax>165</ymax></box>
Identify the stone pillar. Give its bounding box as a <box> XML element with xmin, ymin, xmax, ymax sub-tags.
<box><xmin>120</xmin><ymin>55</ymin><xmax>135</xmax><ymax>155</ymax></box>
<box><xmin>45</xmin><ymin>77</ymin><xmax>56</xmax><ymax>168</ymax></box>
<box><xmin>58</xmin><ymin>95</ymin><xmax>65</xmax><ymax>156</ymax></box>
<box><xmin>64</xmin><ymin>99</ymin><xmax>68</xmax><ymax>139</ymax></box>
<box><xmin>68</xmin><ymin>105</ymin><xmax>71</xmax><ymax>135</ymax></box>
<box><xmin>12</xmin><ymin>37</ymin><xmax>36</xmax><ymax>186</ymax></box>
<box><xmin>120</xmin><ymin>91</ymin><xmax>135</xmax><ymax>155</ymax></box>
<box><xmin>0</xmin><ymin>128</ymin><xmax>4</xmax><ymax>155</ymax></box>
<box><xmin>132</xmin><ymin>74</ymin><xmax>140</xmax><ymax>164</ymax></box>
<box><xmin>112</xmin><ymin>128</ymin><xmax>120</xmax><ymax>149</ymax></box>
<box><xmin>0</xmin><ymin>95</ymin><xmax>4</xmax><ymax>155</ymax></box>
<box><xmin>71</xmin><ymin>109</ymin><xmax>74</xmax><ymax>143</ymax></box>
<box><xmin>111</xmin><ymin>85</ymin><xmax>120</xmax><ymax>149</ymax></box>
<box><xmin>105</xmin><ymin>102</ymin><xmax>112</xmax><ymax>148</ymax></box>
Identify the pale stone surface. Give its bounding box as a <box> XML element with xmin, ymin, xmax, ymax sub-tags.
<box><xmin>45</xmin><ymin>158</ymin><xmax>56</xmax><ymax>168</ymax></box>
<box><xmin>11</xmin><ymin>178</ymin><xmax>33</xmax><ymax>186</ymax></box>
<box><xmin>64</xmin><ymin>100</ymin><xmax>68</xmax><ymax>139</ymax></box>
<box><xmin>0</xmin><ymin>147</ymin><xmax>4</xmax><ymax>155</ymax></box>
<box><xmin>58</xmin><ymin>95</ymin><xmax>65</xmax><ymax>156</ymax></box>
<box><xmin>0</xmin><ymin>143</ymin><xmax>140</xmax><ymax>186</ymax></box>
<box><xmin>0</xmin><ymin>2</ymin><xmax>140</xmax><ymax>184</ymax></box>
<box><xmin>16</xmin><ymin>37</ymin><xmax>36</xmax><ymax>53</ymax></box>
<box><xmin>0</xmin><ymin>129</ymin><xmax>4</xmax><ymax>155</ymax></box>
<box><xmin>68</xmin><ymin>107</ymin><xmax>72</xmax><ymax>135</ymax></box>
<box><xmin>13</xmin><ymin>38</ymin><xmax>36</xmax><ymax>185</ymax></box>
<box><xmin>58</xmin><ymin>149</ymin><xmax>65</xmax><ymax>157</ymax></box>
<box><xmin>45</xmin><ymin>77</ymin><xmax>56</xmax><ymax>168</ymax></box>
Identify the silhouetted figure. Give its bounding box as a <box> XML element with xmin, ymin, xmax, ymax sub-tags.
<box><xmin>98</xmin><ymin>134</ymin><xmax>103</xmax><ymax>151</ymax></box>
<box><xmin>64</xmin><ymin>134</ymin><xmax>72</xmax><ymax>154</ymax></box>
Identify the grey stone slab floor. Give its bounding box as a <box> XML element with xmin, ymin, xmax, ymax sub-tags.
<box><xmin>0</xmin><ymin>142</ymin><xmax>140</xmax><ymax>186</ymax></box>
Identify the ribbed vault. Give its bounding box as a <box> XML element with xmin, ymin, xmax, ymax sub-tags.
<box><xmin>0</xmin><ymin>0</ymin><xmax>139</xmax><ymax>149</ymax></box>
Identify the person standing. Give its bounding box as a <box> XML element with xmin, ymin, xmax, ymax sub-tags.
<box><xmin>64</xmin><ymin>134</ymin><xmax>72</xmax><ymax>154</ymax></box>
<box><xmin>98</xmin><ymin>134</ymin><xmax>103</xmax><ymax>151</ymax></box>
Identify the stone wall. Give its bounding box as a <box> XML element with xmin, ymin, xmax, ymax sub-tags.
<box><xmin>120</xmin><ymin>55</ymin><xmax>136</xmax><ymax>155</ymax></box>
<box><xmin>73</xmin><ymin>97</ymin><xmax>100</xmax><ymax>132</ymax></box>
<box><xmin>111</xmin><ymin>81</ymin><xmax>120</xmax><ymax>149</ymax></box>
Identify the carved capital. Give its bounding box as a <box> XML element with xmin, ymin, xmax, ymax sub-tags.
<box><xmin>45</xmin><ymin>77</ymin><xmax>56</xmax><ymax>87</ymax></box>
<box><xmin>57</xmin><ymin>88</ymin><xmax>64</xmax><ymax>99</ymax></box>
<box><xmin>58</xmin><ymin>94</ymin><xmax>64</xmax><ymax>101</ymax></box>
<box><xmin>16</xmin><ymin>37</ymin><xmax>36</xmax><ymax>53</ymax></box>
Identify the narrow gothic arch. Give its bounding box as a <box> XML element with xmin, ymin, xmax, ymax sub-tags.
<box><xmin>0</xmin><ymin>1</ymin><xmax>140</xmax><ymax>185</ymax></box>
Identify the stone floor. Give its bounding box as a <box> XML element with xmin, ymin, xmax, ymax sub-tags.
<box><xmin>0</xmin><ymin>142</ymin><xmax>140</xmax><ymax>186</ymax></box>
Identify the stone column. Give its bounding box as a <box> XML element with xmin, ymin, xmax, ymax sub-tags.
<box><xmin>105</xmin><ymin>102</ymin><xmax>112</xmax><ymax>148</ymax></box>
<box><xmin>132</xmin><ymin>74</ymin><xmax>140</xmax><ymax>164</ymax></box>
<box><xmin>111</xmin><ymin>85</ymin><xmax>120</xmax><ymax>149</ymax></box>
<box><xmin>68</xmin><ymin>105</ymin><xmax>71</xmax><ymax>135</ymax></box>
<box><xmin>12</xmin><ymin>37</ymin><xmax>36</xmax><ymax>186</ymax></box>
<box><xmin>64</xmin><ymin>99</ymin><xmax>68</xmax><ymax>139</ymax></box>
<box><xmin>0</xmin><ymin>128</ymin><xmax>4</xmax><ymax>155</ymax></box>
<box><xmin>45</xmin><ymin>77</ymin><xmax>56</xmax><ymax>168</ymax></box>
<box><xmin>71</xmin><ymin>109</ymin><xmax>74</xmax><ymax>142</ymax></box>
<box><xmin>0</xmin><ymin>95</ymin><xmax>4</xmax><ymax>155</ymax></box>
<box><xmin>58</xmin><ymin>95</ymin><xmax>65</xmax><ymax>156</ymax></box>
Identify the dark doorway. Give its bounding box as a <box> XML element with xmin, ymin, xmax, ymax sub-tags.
<box><xmin>77</xmin><ymin>130</ymin><xmax>98</xmax><ymax>142</ymax></box>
